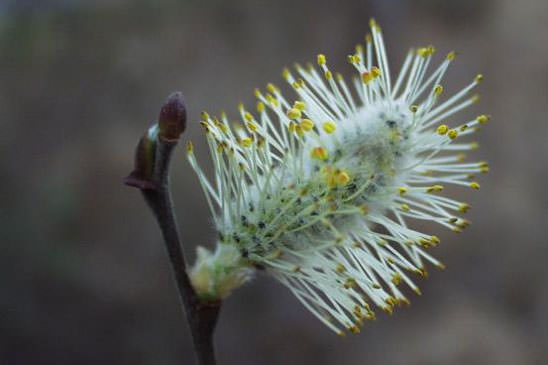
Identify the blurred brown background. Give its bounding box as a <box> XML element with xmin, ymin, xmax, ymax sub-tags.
<box><xmin>1</xmin><ymin>0</ymin><xmax>547</xmax><ymax>364</ymax></box>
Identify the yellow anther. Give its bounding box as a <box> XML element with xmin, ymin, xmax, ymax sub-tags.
<box><xmin>317</xmin><ymin>54</ymin><xmax>326</xmax><ymax>66</ymax></box>
<box><xmin>460</xmin><ymin>124</ymin><xmax>468</xmax><ymax>131</ymax></box>
<box><xmin>344</xmin><ymin>278</ymin><xmax>357</xmax><ymax>289</ymax></box>
<box><xmin>398</xmin><ymin>187</ymin><xmax>408</xmax><ymax>195</ymax></box>
<box><xmin>335</xmin><ymin>171</ymin><xmax>350</xmax><ymax>186</ymax></box>
<box><xmin>377</xmin><ymin>239</ymin><xmax>388</xmax><ymax>246</ymax></box>
<box><xmin>300</xmin><ymin>119</ymin><xmax>314</xmax><ymax>131</ymax></box>
<box><xmin>294</xmin><ymin>101</ymin><xmax>306</xmax><ymax>111</ymax></box>
<box><xmin>371</xmin><ymin>66</ymin><xmax>381</xmax><ymax>78</ymax></box>
<box><xmin>254</xmin><ymin>88</ymin><xmax>262</xmax><ymax>98</ymax></box>
<box><xmin>471</xmin><ymin>142</ymin><xmax>479</xmax><ymax>150</ymax></box>
<box><xmin>369</xmin><ymin>18</ymin><xmax>377</xmax><ymax>28</ymax></box>
<box><xmin>216</xmin><ymin>143</ymin><xmax>223</xmax><ymax>154</ymax></box>
<box><xmin>479</xmin><ymin>161</ymin><xmax>488</xmax><ymax>168</ymax></box>
<box><xmin>430</xmin><ymin>235</ymin><xmax>440</xmax><ymax>244</ymax></box>
<box><xmin>322</xmin><ymin>121</ymin><xmax>337</xmax><ymax>134</ymax></box>
<box><xmin>361</xmin><ymin>70</ymin><xmax>373</xmax><ymax>84</ymax></box>
<box><xmin>295</xmin><ymin>125</ymin><xmax>304</xmax><ymax>137</ymax></box>
<box><xmin>469</xmin><ymin>182</ymin><xmax>481</xmax><ymax>190</ymax></box>
<box><xmin>427</xmin><ymin>185</ymin><xmax>444</xmax><ymax>193</ymax></box>
<box><xmin>452</xmin><ymin>227</ymin><xmax>463</xmax><ymax>233</ymax></box>
<box><xmin>288</xmin><ymin>121</ymin><xmax>296</xmax><ymax>132</ymax></box>
<box><xmin>471</xmin><ymin>94</ymin><xmax>480</xmax><ymax>103</ymax></box>
<box><xmin>413</xmin><ymin>288</ymin><xmax>422</xmax><ymax>296</ymax></box>
<box><xmin>246</xmin><ymin>122</ymin><xmax>258</xmax><ymax>132</ymax></box>
<box><xmin>244</xmin><ymin>112</ymin><xmax>253</xmax><ymax>121</ymax></box>
<box><xmin>475</xmin><ymin>74</ymin><xmax>484</xmax><ymax>83</ymax></box>
<box><xmin>434</xmin><ymin>84</ymin><xmax>443</xmax><ymax>96</ymax></box>
<box><xmin>459</xmin><ymin>203</ymin><xmax>470</xmax><ymax>213</ymax></box>
<box><xmin>237</xmin><ymin>102</ymin><xmax>244</xmax><ymax>111</ymax></box>
<box><xmin>266</xmin><ymin>83</ymin><xmax>277</xmax><ymax>93</ymax></box>
<box><xmin>437</xmin><ymin>263</ymin><xmax>446</xmax><ymax>270</ymax></box>
<box><xmin>359</xmin><ymin>205</ymin><xmax>369</xmax><ymax>215</ymax></box>
<box><xmin>400</xmin><ymin>204</ymin><xmax>410</xmax><ymax>211</ymax></box>
<box><xmin>457</xmin><ymin>154</ymin><xmax>467</xmax><ymax>162</ymax></box>
<box><xmin>241</xmin><ymin>137</ymin><xmax>252</xmax><ymax>147</ymax></box>
<box><xmin>256</xmin><ymin>101</ymin><xmax>265</xmax><ymax>113</ymax></box>
<box><xmin>336</xmin><ymin>263</ymin><xmax>346</xmax><ymax>274</ymax></box>
<box><xmin>186</xmin><ymin>140</ymin><xmax>194</xmax><ymax>153</ymax></box>
<box><xmin>324</xmin><ymin>70</ymin><xmax>333</xmax><ymax>80</ymax></box>
<box><xmin>448</xmin><ymin>129</ymin><xmax>459</xmax><ymax>140</ymax></box>
<box><xmin>417</xmin><ymin>47</ymin><xmax>429</xmax><ymax>58</ymax></box>
<box><xmin>480</xmin><ymin>166</ymin><xmax>489</xmax><ymax>173</ymax></box>
<box><xmin>446</xmin><ymin>51</ymin><xmax>457</xmax><ymax>60</ymax></box>
<box><xmin>286</xmin><ymin>108</ymin><xmax>302</xmax><ymax>119</ymax></box>
<box><xmin>476</xmin><ymin>114</ymin><xmax>490</xmax><ymax>124</ymax></box>
<box><xmin>282</xmin><ymin>68</ymin><xmax>290</xmax><ymax>81</ymax></box>
<box><xmin>200</xmin><ymin>111</ymin><xmax>210</xmax><ymax>121</ymax></box>
<box><xmin>400</xmin><ymin>297</ymin><xmax>411</xmax><ymax>306</ymax></box>
<box><xmin>355</xmin><ymin>44</ymin><xmax>364</xmax><ymax>54</ymax></box>
<box><xmin>365</xmin><ymin>33</ymin><xmax>372</xmax><ymax>43</ymax></box>
<box><xmin>392</xmin><ymin>274</ymin><xmax>402</xmax><ymax>285</ymax></box>
<box><xmin>337</xmin><ymin>330</ymin><xmax>346</xmax><ymax>338</ymax></box>
<box><xmin>310</xmin><ymin>146</ymin><xmax>329</xmax><ymax>160</ymax></box>
<box><xmin>410</xmin><ymin>105</ymin><xmax>418</xmax><ymax>113</ymax></box>
<box><xmin>437</xmin><ymin>124</ymin><xmax>448</xmax><ymax>135</ymax></box>
<box><xmin>336</xmin><ymin>73</ymin><xmax>344</xmax><ymax>81</ymax></box>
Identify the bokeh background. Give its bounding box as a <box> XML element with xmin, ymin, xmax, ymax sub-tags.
<box><xmin>1</xmin><ymin>0</ymin><xmax>547</xmax><ymax>364</ymax></box>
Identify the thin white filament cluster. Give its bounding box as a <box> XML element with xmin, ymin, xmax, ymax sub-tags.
<box><xmin>187</xmin><ymin>19</ymin><xmax>488</xmax><ymax>335</ymax></box>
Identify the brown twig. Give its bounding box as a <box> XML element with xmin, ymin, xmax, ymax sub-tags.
<box><xmin>124</xmin><ymin>92</ymin><xmax>220</xmax><ymax>365</ymax></box>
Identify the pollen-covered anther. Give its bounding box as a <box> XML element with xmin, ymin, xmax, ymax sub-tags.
<box><xmin>186</xmin><ymin>140</ymin><xmax>194</xmax><ymax>154</ymax></box>
<box><xmin>335</xmin><ymin>171</ymin><xmax>350</xmax><ymax>186</ymax></box>
<box><xmin>322</xmin><ymin>121</ymin><xmax>337</xmax><ymax>134</ymax></box>
<box><xmin>448</xmin><ymin>129</ymin><xmax>459</xmax><ymax>140</ymax></box>
<box><xmin>256</xmin><ymin>101</ymin><xmax>265</xmax><ymax>112</ymax></box>
<box><xmin>476</xmin><ymin>114</ymin><xmax>491</xmax><ymax>124</ymax></box>
<box><xmin>317</xmin><ymin>54</ymin><xmax>326</xmax><ymax>66</ymax></box>
<box><xmin>310</xmin><ymin>146</ymin><xmax>329</xmax><ymax>160</ymax></box>
<box><xmin>426</xmin><ymin>185</ymin><xmax>444</xmax><ymax>193</ymax></box>
<box><xmin>293</xmin><ymin>101</ymin><xmax>306</xmax><ymax>111</ymax></box>
<box><xmin>300</xmin><ymin>119</ymin><xmax>314</xmax><ymax>131</ymax></box>
<box><xmin>446</xmin><ymin>51</ymin><xmax>457</xmax><ymax>60</ymax></box>
<box><xmin>286</xmin><ymin>108</ymin><xmax>302</xmax><ymax>119</ymax></box>
<box><xmin>434</xmin><ymin>84</ymin><xmax>443</xmax><ymax>96</ymax></box>
<box><xmin>282</xmin><ymin>68</ymin><xmax>290</xmax><ymax>81</ymax></box>
<box><xmin>475</xmin><ymin>74</ymin><xmax>484</xmax><ymax>83</ymax></box>
<box><xmin>469</xmin><ymin>182</ymin><xmax>481</xmax><ymax>190</ymax></box>
<box><xmin>436</xmin><ymin>124</ymin><xmax>448</xmax><ymax>135</ymax></box>
<box><xmin>459</xmin><ymin>203</ymin><xmax>471</xmax><ymax>213</ymax></box>
<box><xmin>400</xmin><ymin>203</ymin><xmax>410</xmax><ymax>211</ymax></box>
<box><xmin>398</xmin><ymin>187</ymin><xmax>408</xmax><ymax>195</ymax></box>
<box><xmin>335</xmin><ymin>263</ymin><xmax>347</xmax><ymax>274</ymax></box>
<box><xmin>359</xmin><ymin>204</ymin><xmax>369</xmax><ymax>215</ymax></box>
<box><xmin>344</xmin><ymin>278</ymin><xmax>357</xmax><ymax>289</ymax></box>
<box><xmin>361</xmin><ymin>70</ymin><xmax>373</xmax><ymax>84</ymax></box>
<box><xmin>240</xmin><ymin>137</ymin><xmax>253</xmax><ymax>147</ymax></box>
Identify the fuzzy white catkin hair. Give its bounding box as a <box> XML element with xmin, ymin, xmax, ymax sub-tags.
<box><xmin>186</xmin><ymin>19</ymin><xmax>489</xmax><ymax>336</ymax></box>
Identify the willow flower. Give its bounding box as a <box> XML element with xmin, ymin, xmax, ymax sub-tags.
<box><xmin>187</xmin><ymin>19</ymin><xmax>489</xmax><ymax>336</ymax></box>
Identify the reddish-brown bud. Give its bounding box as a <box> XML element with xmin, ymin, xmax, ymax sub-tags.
<box><xmin>158</xmin><ymin>91</ymin><xmax>187</xmax><ymax>142</ymax></box>
<box><xmin>123</xmin><ymin>127</ymin><xmax>158</xmax><ymax>190</ymax></box>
